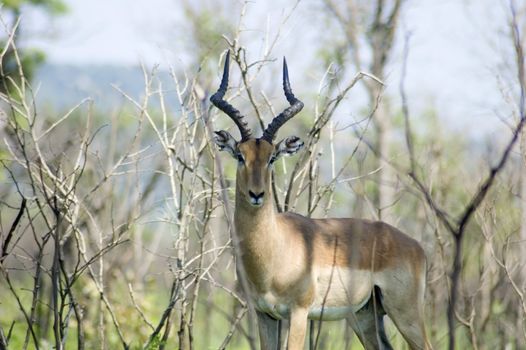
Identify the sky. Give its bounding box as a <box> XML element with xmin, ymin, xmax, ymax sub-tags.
<box><xmin>22</xmin><ymin>0</ymin><xmax>182</xmax><ymax>66</ymax></box>
<box><xmin>8</xmin><ymin>0</ymin><xmax>519</xmax><ymax>138</ymax></box>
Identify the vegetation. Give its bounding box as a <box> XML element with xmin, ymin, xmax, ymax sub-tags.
<box><xmin>0</xmin><ymin>0</ymin><xmax>66</xmax><ymax>95</ymax></box>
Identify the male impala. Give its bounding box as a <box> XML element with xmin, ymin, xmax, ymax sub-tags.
<box><xmin>211</xmin><ymin>51</ymin><xmax>431</xmax><ymax>350</ymax></box>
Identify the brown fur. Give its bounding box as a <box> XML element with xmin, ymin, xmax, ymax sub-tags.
<box><xmin>282</xmin><ymin>213</ymin><xmax>426</xmax><ymax>271</ymax></box>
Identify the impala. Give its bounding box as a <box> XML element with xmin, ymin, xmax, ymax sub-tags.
<box><xmin>210</xmin><ymin>51</ymin><xmax>431</xmax><ymax>350</ymax></box>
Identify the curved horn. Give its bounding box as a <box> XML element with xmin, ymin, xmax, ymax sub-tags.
<box><xmin>210</xmin><ymin>51</ymin><xmax>252</xmax><ymax>141</ymax></box>
<box><xmin>262</xmin><ymin>57</ymin><xmax>304</xmax><ymax>143</ymax></box>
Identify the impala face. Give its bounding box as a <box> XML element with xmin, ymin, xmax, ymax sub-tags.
<box><xmin>214</xmin><ymin>132</ymin><xmax>304</xmax><ymax>207</ymax></box>
<box><xmin>237</xmin><ymin>139</ymin><xmax>273</xmax><ymax>207</ymax></box>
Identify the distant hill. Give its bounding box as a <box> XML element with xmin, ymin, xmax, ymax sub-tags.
<box><xmin>33</xmin><ymin>63</ymin><xmax>175</xmax><ymax>111</ymax></box>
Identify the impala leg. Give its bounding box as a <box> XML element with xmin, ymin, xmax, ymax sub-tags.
<box><xmin>381</xmin><ymin>296</ymin><xmax>430</xmax><ymax>350</ymax></box>
<box><xmin>287</xmin><ymin>307</ymin><xmax>309</xmax><ymax>350</ymax></box>
<box><xmin>347</xmin><ymin>290</ymin><xmax>393</xmax><ymax>350</ymax></box>
<box><xmin>380</xmin><ymin>271</ymin><xmax>432</xmax><ymax>350</ymax></box>
<box><xmin>257</xmin><ymin>310</ymin><xmax>280</xmax><ymax>350</ymax></box>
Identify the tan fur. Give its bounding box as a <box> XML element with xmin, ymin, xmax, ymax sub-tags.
<box><xmin>229</xmin><ymin>139</ymin><xmax>431</xmax><ymax>350</ymax></box>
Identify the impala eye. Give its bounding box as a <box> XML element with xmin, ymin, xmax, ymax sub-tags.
<box><xmin>268</xmin><ymin>156</ymin><xmax>277</xmax><ymax>165</ymax></box>
<box><xmin>236</xmin><ymin>153</ymin><xmax>245</xmax><ymax>164</ymax></box>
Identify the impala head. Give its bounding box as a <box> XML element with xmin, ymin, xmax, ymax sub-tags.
<box><xmin>211</xmin><ymin>51</ymin><xmax>304</xmax><ymax>207</ymax></box>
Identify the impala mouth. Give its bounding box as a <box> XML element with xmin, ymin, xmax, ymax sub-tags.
<box><xmin>250</xmin><ymin>197</ymin><xmax>264</xmax><ymax>207</ymax></box>
<box><xmin>248</xmin><ymin>190</ymin><xmax>265</xmax><ymax>207</ymax></box>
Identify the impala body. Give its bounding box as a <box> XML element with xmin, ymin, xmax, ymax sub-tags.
<box><xmin>211</xmin><ymin>51</ymin><xmax>431</xmax><ymax>350</ymax></box>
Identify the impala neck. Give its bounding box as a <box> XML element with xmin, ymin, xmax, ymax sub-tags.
<box><xmin>234</xmin><ymin>181</ymin><xmax>277</xmax><ymax>235</ymax></box>
<box><xmin>234</xmin><ymin>179</ymin><xmax>281</xmax><ymax>292</ymax></box>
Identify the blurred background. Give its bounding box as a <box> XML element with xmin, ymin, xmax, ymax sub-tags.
<box><xmin>1</xmin><ymin>0</ymin><xmax>525</xmax><ymax>349</ymax></box>
<box><xmin>8</xmin><ymin>0</ymin><xmax>513</xmax><ymax>133</ymax></box>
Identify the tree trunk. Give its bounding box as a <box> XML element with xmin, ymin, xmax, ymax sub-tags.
<box><xmin>367</xmin><ymin>0</ymin><xmax>402</xmax><ymax>224</ymax></box>
<box><xmin>374</xmin><ymin>86</ymin><xmax>396</xmax><ymax>224</ymax></box>
<box><xmin>520</xmin><ymin>127</ymin><xmax>526</xmax><ymax>270</ymax></box>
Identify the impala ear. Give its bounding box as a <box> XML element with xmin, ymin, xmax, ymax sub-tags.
<box><xmin>214</xmin><ymin>130</ymin><xmax>238</xmax><ymax>158</ymax></box>
<box><xmin>273</xmin><ymin>136</ymin><xmax>304</xmax><ymax>160</ymax></box>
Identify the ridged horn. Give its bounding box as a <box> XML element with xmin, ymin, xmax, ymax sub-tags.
<box><xmin>210</xmin><ymin>50</ymin><xmax>252</xmax><ymax>141</ymax></box>
<box><xmin>261</xmin><ymin>57</ymin><xmax>304</xmax><ymax>142</ymax></box>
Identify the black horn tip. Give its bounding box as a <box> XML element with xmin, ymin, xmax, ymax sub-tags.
<box><xmin>224</xmin><ymin>50</ymin><xmax>231</xmax><ymax>67</ymax></box>
<box><xmin>220</xmin><ymin>50</ymin><xmax>231</xmax><ymax>87</ymax></box>
<box><xmin>283</xmin><ymin>57</ymin><xmax>289</xmax><ymax>79</ymax></box>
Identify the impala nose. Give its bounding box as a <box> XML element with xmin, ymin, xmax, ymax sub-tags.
<box><xmin>248</xmin><ymin>190</ymin><xmax>265</xmax><ymax>206</ymax></box>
